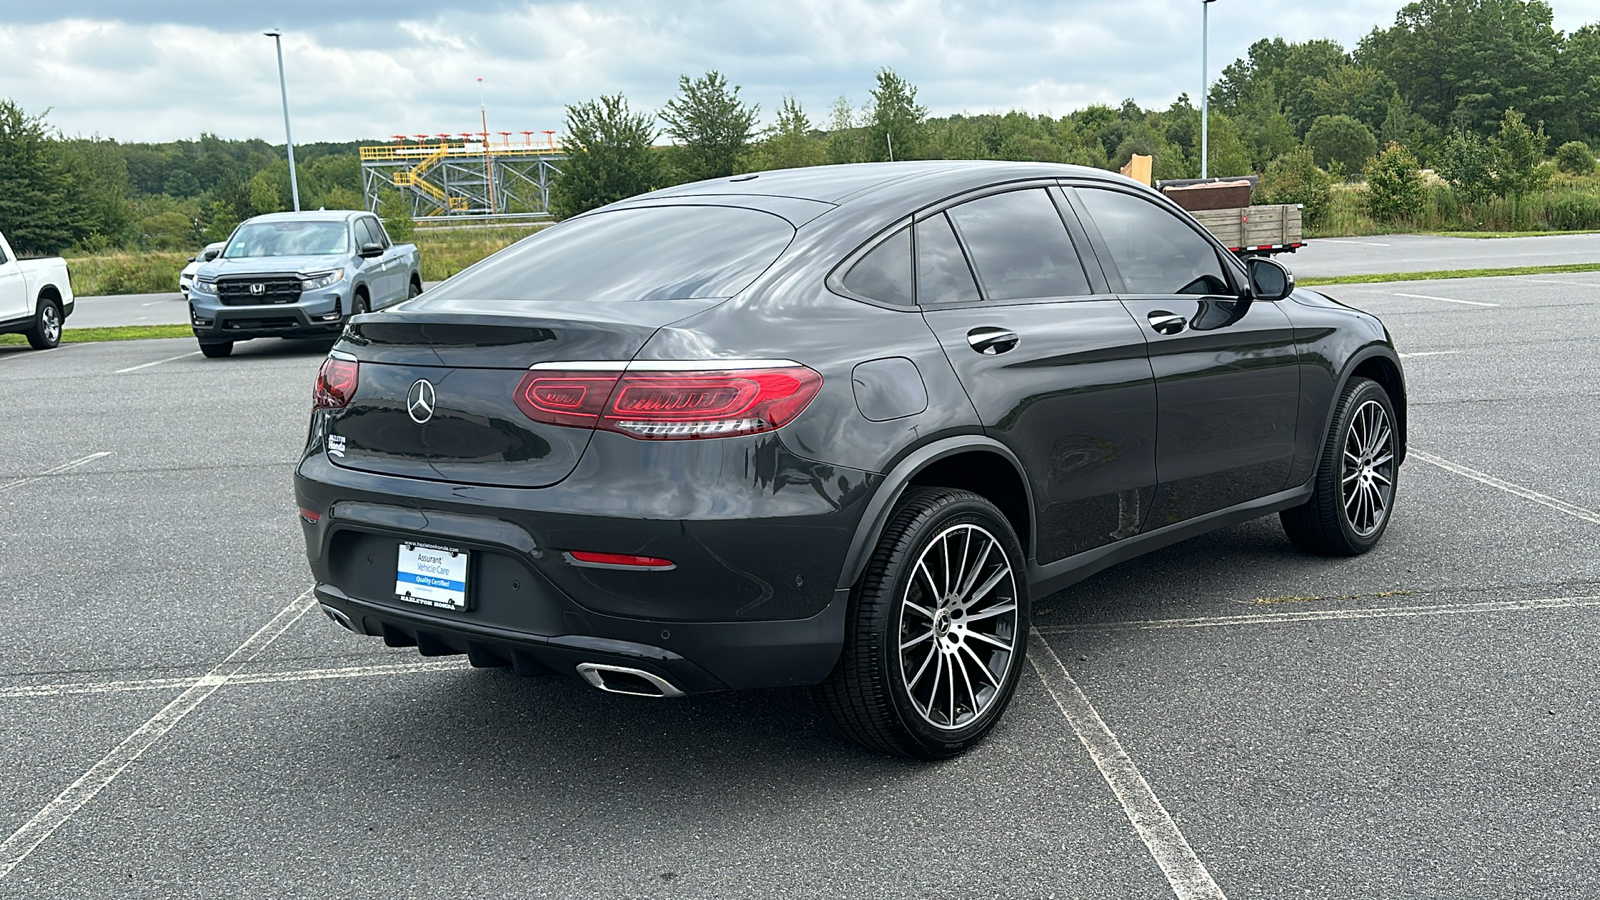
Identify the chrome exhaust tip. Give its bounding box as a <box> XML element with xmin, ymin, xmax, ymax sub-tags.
<box><xmin>320</xmin><ymin>604</ymin><xmax>355</xmax><ymax>632</ymax></box>
<box><xmin>576</xmin><ymin>662</ymin><xmax>685</xmax><ymax>698</ymax></box>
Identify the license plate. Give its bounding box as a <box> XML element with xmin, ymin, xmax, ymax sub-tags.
<box><xmin>395</xmin><ymin>542</ymin><xmax>469</xmax><ymax>610</ymax></box>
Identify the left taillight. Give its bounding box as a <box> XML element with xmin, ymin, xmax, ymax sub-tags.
<box><xmin>313</xmin><ymin>355</ymin><xmax>359</xmax><ymax>410</ymax></box>
<box><xmin>514</xmin><ymin>363</ymin><xmax>823</xmax><ymax>440</ymax></box>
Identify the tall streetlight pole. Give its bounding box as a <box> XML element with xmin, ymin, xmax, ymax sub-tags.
<box><xmin>264</xmin><ymin>30</ymin><xmax>301</xmax><ymax>212</ymax></box>
<box><xmin>1201</xmin><ymin>0</ymin><xmax>1217</xmax><ymax>179</ymax></box>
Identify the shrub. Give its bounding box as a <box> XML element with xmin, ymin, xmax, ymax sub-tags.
<box><xmin>1548</xmin><ymin>192</ymin><xmax>1600</xmax><ymax>230</ymax></box>
<box><xmin>1363</xmin><ymin>142</ymin><xmax>1426</xmax><ymax>223</ymax></box>
<box><xmin>1555</xmin><ymin>140</ymin><xmax>1595</xmax><ymax>176</ymax></box>
<box><xmin>1306</xmin><ymin>115</ymin><xmax>1378</xmax><ymax>177</ymax></box>
<box><xmin>1492</xmin><ymin>109</ymin><xmax>1549</xmax><ymax>196</ymax></box>
<box><xmin>1436</xmin><ymin>130</ymin><xmax>1496</xmax><ymax>201</ymax></box>
<box><xmin>1258</xmin><ymin>148</ymin><xmax>1334</xmax><ymax>224</ymax></box>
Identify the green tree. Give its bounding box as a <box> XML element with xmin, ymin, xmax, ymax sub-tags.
<box><xmin>1555</xmin><ymin>140</ymin><xmax>1596</xmax><ymax>175</ymax></box>
<box><xmin>0</xmin><ymin>100</ymin><xmax>87</xmax><ymax>254</ymax></box>
<box><xmin>1363</xmin><ymin>141</ymin><xmax>1428</xmax><ymax>222</ymax></box>
<box><xmin>1357</xmin><ymin>0</ymin><xmax>1564</xmax><ymax>136</ymax></box>
<box><xmin>550</xmin><ymin>94</ymin><xmax>661</xmax><ymax>220</ymax></box>
<box><xmin>1258</xmin><ymin>148</ymin><xmax>1335</xmax><ymax>224</ymax></box>
<box><xmin>58</xmin><ymin>138</ymin><xmax>133</xmax><ymax>247</ymax></box>
<box><xmin>751</xmin><ymin>95</ymin><xmax>825</xmax><ymax>171</ymax></box>
<box><xmin>867</xmin><ymin>68</ymin><xmax>928</xmax><ymax>162</ymax></box>
<box><xmin>1435</xmin><ymin>129</ymin><xmax>1497</xmax><ymax>200</ymax></box>
<box><xmin>659</xmin><ymin>71</ymin><xmax>759</xmax><ymax>182</ymax></box>
<box><xmin>1306</xmin><ymin>114</ymin><xmax>1379</xmax><ymax>175</ymax></box>
<box><xmin>1491</xmin><ymin>107</ymin><xmax>1549</xmax><ymax>195</ymax></box>
<box><xmin>825</xmin><ymin>97</ymin><xmax>866</xmax><ymax>165</ymax></box>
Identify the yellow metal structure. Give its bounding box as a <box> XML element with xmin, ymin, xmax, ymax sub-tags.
<box><xmin>361</xmin><ymin>140</ymin><xmax>565</xmax><ymax>220</ymax></box>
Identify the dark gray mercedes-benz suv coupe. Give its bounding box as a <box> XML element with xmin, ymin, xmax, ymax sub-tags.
<box><xmin>294</xmin><ymin>161</ymin><xmax>1405</xmax><ymax>758</ymax></box>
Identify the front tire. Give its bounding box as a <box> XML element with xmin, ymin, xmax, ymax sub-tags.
<box><xmin>1281</xmin><ymin>376</ymin><xmax>1399</xmax><ymax>555</ymax></box>
<box><xmin>198</xmin><ymin>341</ymin><xmax>234</xmax><ymax>359</ymax></box>
<box><xmin>816</xmin><ymin>488</ymin><xmax>1028</xmax><ymax>759</ymax></box>
<box><xmin>24</xmin><ymin>298</ymin><xmax>62</xmax><ymax>350</ymax></box>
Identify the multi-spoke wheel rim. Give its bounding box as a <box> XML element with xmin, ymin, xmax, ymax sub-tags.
<box><xmin>1341</xmin><ymin>399</ymin><xmax>1395</xmax><ymax>537</ymax></box>
<box><xmin>897</xmin><ymin>523</ymin><xmax>1018</xmax><ymax>731</ymax></box>
<box><xmin>42</xmin><ymin>306</ymin><xmax>60</xmax><ymax>342</ymax></box>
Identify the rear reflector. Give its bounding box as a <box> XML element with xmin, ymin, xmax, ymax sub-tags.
<box><xmin>297</xmin><ymin>507</ymin><xmax>320</xmax><ymax>523</ymax></box>
<box><xmin>313</xmin><ymin>356</ymin><xmax>359</xmax><ymax>409</ymax></box>
<box><xmin>565</xmin><ymin>551</ymin><xmax>676</xmax><ymax>570</ymax></box>
<box><xmin>514</xmin><ymin>364</ymin><xmax>822</xmax><ymax>440</ymax></box>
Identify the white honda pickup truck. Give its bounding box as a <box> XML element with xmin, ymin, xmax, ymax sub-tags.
<box><xmin>0</xmin><ymin>229</ymin><xmax>74</xmax><ymax>350</ymax></box>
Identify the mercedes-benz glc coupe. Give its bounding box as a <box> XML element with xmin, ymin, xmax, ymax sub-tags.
<box><xmin>294</xmin><ymin>161</ymin><xmax>1405</xmax><ymax>758</ymax></box>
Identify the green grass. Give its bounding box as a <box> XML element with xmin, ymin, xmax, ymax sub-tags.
<box><xmin>412</xmin><ymin>223</ymin><xmax>548</xmax><ymax>282</ymax></box>
<box><xmin>1423</xmin><ymin>229</ymin><xmax>1600</xmax><ymax>238</ymax></box>
<box><xmin>1299</xmin><ymin>262</ymin><xmax>1600</xmax><ymax>286</ymax></box>
<box><xmin>0</xmin><ymin>324</ymin><xmax>192</xmax><ymax>345</ymax></box>
<box><xmin>61</xmin><ymin>251</ymin><xmax>190</xmax><ymax>296</ymax></box>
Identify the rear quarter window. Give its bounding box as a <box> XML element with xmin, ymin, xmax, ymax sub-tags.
<box><xmin>424</xmin><ymin>205</ymin><xmax>795</xmax><ymax>302</ymax></box>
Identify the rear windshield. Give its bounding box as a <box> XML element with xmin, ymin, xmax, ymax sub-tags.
<box><xmin>224</xmin><ymin>221</ymin><xmax>349</xmax><ymax>258</ymax></box>
<box><xmin>424</xmin><ymin>205</ymin><xmax>795</xmax><ymax>302</ymax></box>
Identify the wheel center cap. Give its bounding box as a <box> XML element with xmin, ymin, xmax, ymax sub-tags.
<box><xmin>935</xmin><ymin>615</ymin><xmax>952</xmax><ymax>638</ymax></box>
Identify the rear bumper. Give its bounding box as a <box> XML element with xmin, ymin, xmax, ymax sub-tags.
<box><xmin>292</xmin><ymin>431</ymin><xmax>878</xmax><ymax>691</ymax></box>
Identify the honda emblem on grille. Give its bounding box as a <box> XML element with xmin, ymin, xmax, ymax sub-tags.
<box><xmin>250</xmin><ymin>283</ymin><xmax>265</xmax><ymax>295</ymax></box>
<box><xmin>407</xmin><ymin>379</ymin><xmax>437</xmax><ymax>425</ymax></box>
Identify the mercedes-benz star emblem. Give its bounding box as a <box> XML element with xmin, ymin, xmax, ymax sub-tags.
<box><xmin>406</xmin><ymin>379</ymin><xmax>437</xmax><ymax>424</ymax></box>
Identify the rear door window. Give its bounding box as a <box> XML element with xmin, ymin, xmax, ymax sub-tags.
<box><xmin>915</xmin><ymin>213</ymin><xmax>981</xmax><ymax>306</ymax></box>
<box><xmin>425</xmin><ymin>205</ymin><xmax>795</xmax><ymax>302</ymax></box>
<box><xmin>945</xmin><ymin>189</ymin><xmax>1092</xmax><ymax>301</ymax></box>
<box><xmin>1076</xmin><ymin>188</ymin><xmax>1231</xmax><ymax>295</ymax></box>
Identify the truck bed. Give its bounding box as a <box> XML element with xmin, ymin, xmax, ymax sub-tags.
<box><xmin>1190</xmin><ymin>205</ymin><xmax>1304</xmax><ymax>256</ymax></box>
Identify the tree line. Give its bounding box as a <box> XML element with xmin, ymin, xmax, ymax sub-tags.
<box><xmin>3</xmin><ymin>0</ymin><xmax>1599</xmax><ymax>255</ymax></box>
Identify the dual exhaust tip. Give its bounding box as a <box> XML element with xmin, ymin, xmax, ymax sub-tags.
<box><xmin>576</xmin><ymin>662</ymin><xmax>685</xmax><ymax>698</ymax></box>
<box><xmin>319</xmin><ymin>605</ymin><xmax>683</xmax><ymax>698</ymax></box>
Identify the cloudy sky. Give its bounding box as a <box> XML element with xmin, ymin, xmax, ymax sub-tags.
<box><xmin>5</xmin><ymin>1</ymin><xmax>1600</xmax><ymax>145</ymax></box>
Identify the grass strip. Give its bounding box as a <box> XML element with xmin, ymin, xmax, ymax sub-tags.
<box><xmin>0</xmin><ymin>325</ymin><xmax>193</xmax><ymax>346</ymax></box>
<box><xmin>1424</xmin><ymin>229</ymin><xmax>1600</xmax><ymax>239</ymax></box>
<box><xmin>1299</xmin><ymin>262</ymin><xmax>1600</xmax><ymax>286</ymax></box>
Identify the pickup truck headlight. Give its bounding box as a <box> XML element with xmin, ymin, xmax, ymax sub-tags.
<box><xmin>191</xmin><ymin>277</ymin><xmax>217</xmax><ymax>296</ymax></box>
<box><xmin>301</xmin><ymin>269</ymin><xmax>345</xmax><ymax>291</ymax></box>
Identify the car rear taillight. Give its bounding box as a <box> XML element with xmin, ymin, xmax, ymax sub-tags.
<box><xmin>314</xmin><ymin>356</ymin><xmax>359</xmax><ymax>409</ymax></box>
<box><xmin>565</xmin><ymin>550</ymin><xmax>676</xmax><ymax>570</ymax></box>
<box><xmin>514</xmin><ymin>363</ymin><xmax>822</xmax><ymax>440</ymax></box>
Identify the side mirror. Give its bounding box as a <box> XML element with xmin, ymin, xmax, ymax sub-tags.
<box><xmin>359</xmin><ymin>242</ymin><xmax>385</xmax><ymax>259</ymax></box>
<box><xmin>1247</xmin><ymin>257</ymin><xmax>1295</xmax><ymax>302</ymax></box>
<box><xmin>187</xmin><ymin>257</ymin><xmax>197</xmax><ymax>263</ymax></box>
<box><xmin>202</xmin><ymin>250</ymin><xmax>220</xmax><ymax>261</ymax></box>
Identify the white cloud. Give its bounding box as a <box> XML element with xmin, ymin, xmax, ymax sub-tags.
<box><xmin>2</xmin><ymin>0</ymin><xmax>1599</xmax><ymax>143</ymax></box>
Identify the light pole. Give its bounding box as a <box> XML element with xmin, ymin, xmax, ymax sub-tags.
<box><xmin>1201</xmin><ymin>0</ymin><xmax>1217</xmax><ymax>179</ymax></box>
<box><xmin>264</xmin><ymin>30</ymin><xmax>301</xmax><ymax>212</ymax></box>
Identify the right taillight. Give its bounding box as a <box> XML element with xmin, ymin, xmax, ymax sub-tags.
<box><xmin>514</xmin><ymin>363</ymin><xmax>822</xmax><ymax>440</ymax></box>
<box><xmin>313</xmin><ymin>356</ymin><xmax>359</xmax><ymax>409</ymax></box>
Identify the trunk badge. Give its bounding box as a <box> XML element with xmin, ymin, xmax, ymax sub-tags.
<box><xmin>407</xmin><ymin>379</ymin><xmax>437</xmax><ymax>424</ymax></box>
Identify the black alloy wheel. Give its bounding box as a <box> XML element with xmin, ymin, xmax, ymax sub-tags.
<box><xmin>816</xmin><ymin>488</ymin><xmax>1028</xmax><ymax>759</ymax></box>
<box><xmin>1281</xmin><ymin>376</ymin><xmax>1398</xmax><ymax>555</ymax></box>
<box><xmin>25</xmin><ymin>299</ymin><xmax>62</xmax><ymax>350</ymax></box>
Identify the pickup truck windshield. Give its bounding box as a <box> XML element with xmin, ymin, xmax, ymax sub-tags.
<box><xmin>224</xmin><ymin>221</ymin><xmax>349</xmax><ymax>258</ymax></box>
<box><xmin>425</xmin><ymin>205</ymin><xmax>794</xmax><ymax>302</ymax></box>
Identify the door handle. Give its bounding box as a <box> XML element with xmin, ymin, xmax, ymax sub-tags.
<box><xmin>1147</xmin><ymin>311</ymin><xmax>1187</xmax><ymax>335</ymax></box>
<box><xmin>966</xmin><ymin>327</ymin><xmax>1019</xmax><ymax>355</ymax></box>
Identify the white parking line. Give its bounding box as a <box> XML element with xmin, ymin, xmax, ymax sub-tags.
<box><xmin>0</xmin><ymin>659</ymin><xmax>465</xmax><ymax>700</ymax></box>
<box><xmin>1398</xmin><ymin>350</ymin><xmax>1460</xmax><ymax>359</ymax></box>
<box><xmin>1028</xmin><ymin>633</ymin><xmax>1227</xmax><ymax>900</ymax></box>
<box><xmin>1412</xmin><ymin>450</ymin><xmax>1600</xmax><ymax>526</ymax></box>
<box><xmin>1393</xmin><ymin>292</ymin><xmax>1499</xmax><ymax>307</ymax></box>
<box><xmin>0</xmin><ymin>452</ymin><xmax>113</xmax><ymax>495</ymax></box>
<box><xmin>1035</xmin><ymin>595</ymin><xmax>1600</xmax><ymax>635</ymax></box>
<box><xmin>0</xmin><ymin>588</ymin><xmax>318</xmax><ymax>882</ymax></box>
<box><xmin>114</xmin><ymin>351</ymin><xmax>200</xmax><ymax>374</ymax></box>
<box><xmin>1321</xmin><ymin>239</ymin><xmax>1392</xmax><ymax>247</ymax></box>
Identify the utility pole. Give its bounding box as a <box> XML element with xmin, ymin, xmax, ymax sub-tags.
<box><xmin>264</xmin><ymin>31</ymin><xmax>301</xmax><ymax>211</ymax></box>
<box><xmin>1201</xmin><ymin>0</ymin><xmax>1217</xmax><ymax>179</ymax></box>
<box><xmin>479</xmin><ymin>76</ymin><xmax>496</xmax><ymax>214</ymax></box>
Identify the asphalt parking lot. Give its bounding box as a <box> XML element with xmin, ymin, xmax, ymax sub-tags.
<box><xmin>3</xmin><ymin>273</ymin><xmax>1598</xmax><ymax>899</ymax></box>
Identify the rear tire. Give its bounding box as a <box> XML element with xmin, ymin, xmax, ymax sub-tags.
<box><xmin>407</xmin><ymin>279</ymin><xmax>422</xmax><ymax>299</ymax></box>
<box><xmin>1281</xmin><ymin>376</ymin><xmax>1398</xmax><ymax>555</ymax></box>
<box><xmin>199</xmin><ymin>341</ymin><xmax>234</xmax><ymax>359</ymax></box>
<box><xmin>24</xmin><ymin>298</ymin><xmax>62</xmax><ymax>350</ymax></box>
<box><xmin>815</xmin><ymin>488</ymin><xmax>1028</xmax><ymax>759</ymax></box>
